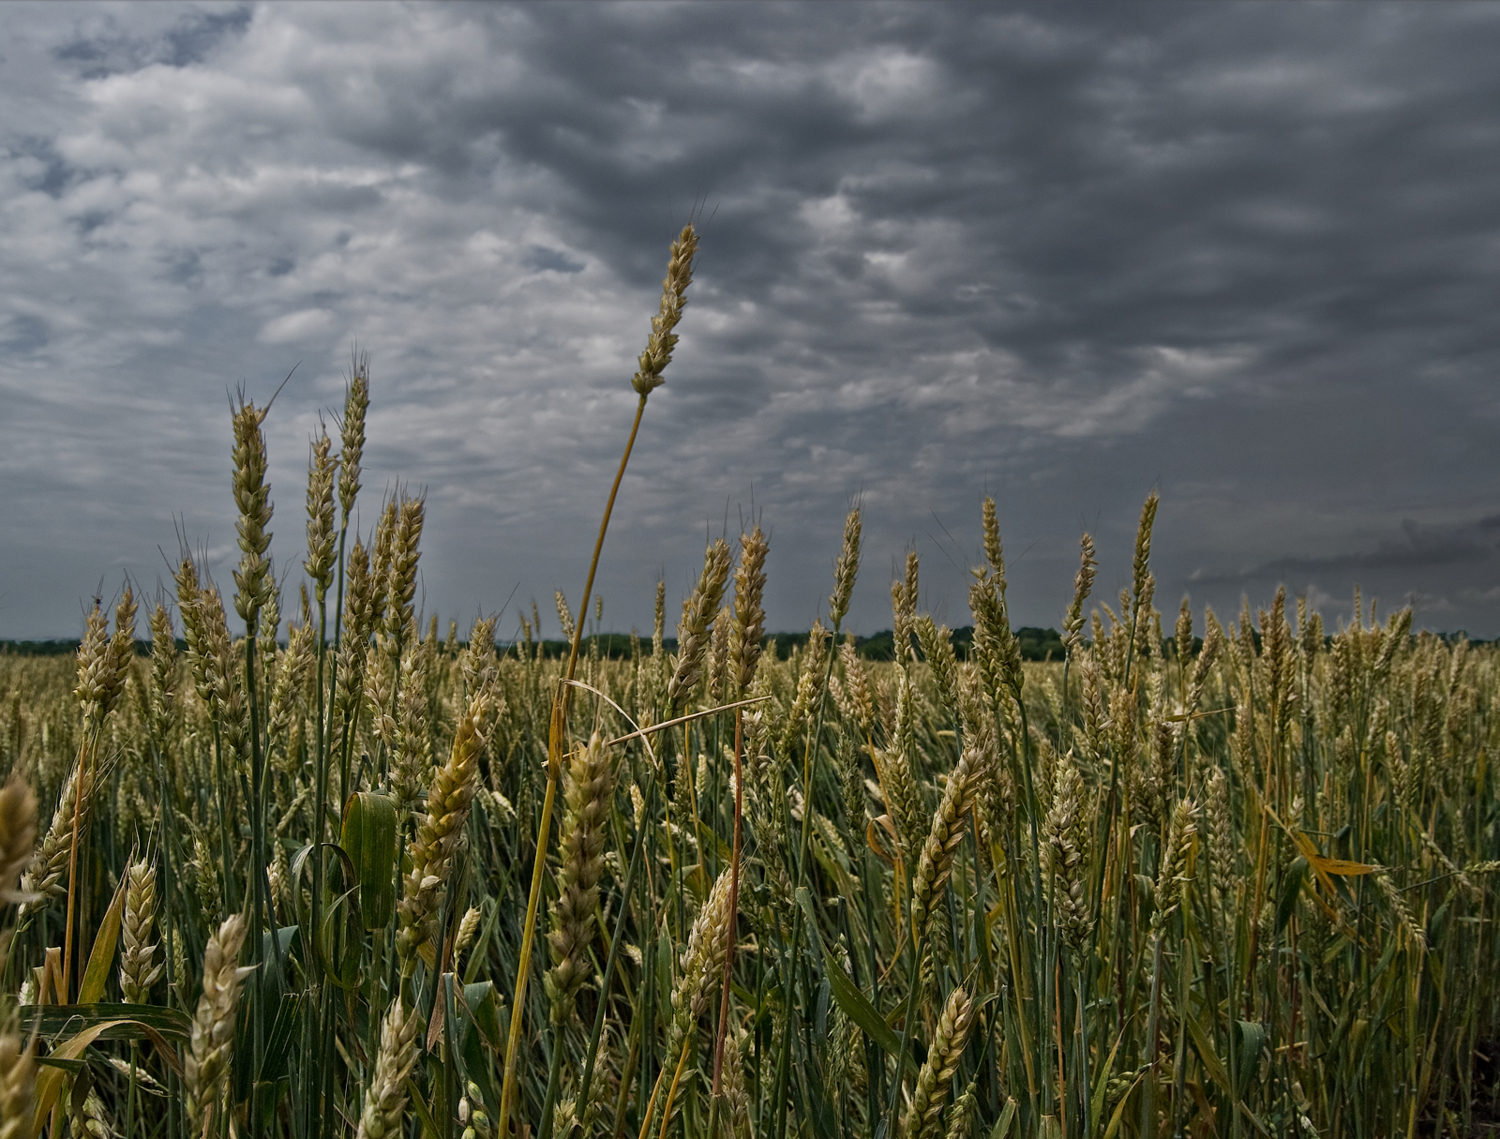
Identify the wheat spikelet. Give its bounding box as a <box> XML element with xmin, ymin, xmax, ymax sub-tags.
<box><xmin>731</xmin><ymin>527</ymin><xmax>769</xmax><ymax>697</ymax></box>
<box><xmin>343</xmin><ymin>536</ymin><xmax>377</xmax><ymax>644</ymax></box>
<box><xmin>910</xmin><ymin>751</ymin><xmax>974</xmax><ymax>945</ymax></box>
<box><xmin>879</xmin><ymin>673</ymin><xmax>927</xmax><ymax>865</ymax></box>
<box><xmin>391</xmin><ymin>644</ymin><xmax>435</xmax><ymax>815</ymax></box>
<box><xmin>366</xmin><ymin>644</ymin><xmax>397</xmax><ymax>756</ymax></box>
<box><xmin>944</xmin><ymin>1080</ymin><xmax>978</xmax><ymax>1139</ymax></box>
<box><xmin>668</xmin><ymin>539</ymin><xmax>733</xmax><ymax>711</ymax></box>
<box><xmin>670</xmin><ymin>868</ymin><xmax>734</xmax><ymax>1049</ymax></box>
<box><xmin>915</xmin><ymin>617</ymin><xmax>959</xmax><ymax>714</ymax></box>
<box><xmin>903</xmin><ymin>985</ymin><xmax>975</xmax><ymax>1139</ymax></box>
<box><xmin>147</xmin><ymin>603</ymin><xmax>178</xmax><ymax>744</ymax></box>
<box><xmin>356</xmin><ymin>1001</ymin><xmax>422</xmax><ymax>1139</ymax></box>
<box><xmin>1175</xmin><ymin>598</ymin><xmax>1194</xmax><ymax>672</ymax></box>
<box><xmin>631</xmin><ymin>223</ymin><xmax>698</xmax><ymax>396</ymax></box>
<box><xmin>338</xmin><ymin>354</ymin><xmax>369</xmax><ymax>519</ymax></box>
<box><xmin>119</xmin><ymin>857</ymin><xmax>162</xmax><ymax>1003</ymax></box>
<box><xmin>980</xmin><ymin>498</ymin><xmax>1004</xmax><ymax>585</ymax></box>
<box><xmin>1152</xmin><ymin>799</ymin><xmax>1197</xmax><ymax>928</ymax></box>
<box><xmin>268</xmin><ymin>840</ymin><xmax>291</xmax><ymax>925</ymax></box>
<box><xmin>1186</xmin><ymin>618</ymin><xmax>1223</xmax><ymax>721</ymax></box>
<box><xmin>70</xmin><ymin>1089</ymin><xmax>112</xmax><ymax>1137</ymax></box>
<box><xmin>1129</xmin><ymin>491</ymin><xmax>1159</xmax><ymax>632</ymax></box>
<box><xmin>839</xmin><ymin>639</ymin><xmax>874</xmax><ymax>735</ymax></box>
<box><xmin>230</xmin><ymin>398</ymin><xmax>274</xmax><ymax>626</ymax></box>
<box><xmin>1063</xmin><ymin>533</ymin><xmax>1097</xmax><ymax>660</ymax></box>
<box><xmin>1374</xmin><ymin>870</ymin><xmax>1426</xmax><ymax>952</ymax></box>
<box><xmin>708</xmin><ymin>606</ymin><xmax>732</xmax><ymax>705</ymax></box>
<box><xmin>333</xmin><ymin>539</ymin><xmax>376</xmax><ymax>727</ymax></box>
<box><xmin>383</xmin><ymin>494</ymin><xmax>425</xmax><ymax>652</ymax></box>
<box><xmin>779</xmin><ymin>622</ymin><xmax>829</xmax><ymax>758</ymax></box>
<box><xmin>186</xmin><ymin>915</ymin><xmax>250</xmax><ymax>1136</ymax></box>
<box><xmin>546</xmin><ymin>732</ymin><xmax>616</xmax><ymax>1023</ymax></box>
<box><xmin>460</xmin><ymin>616</ymin><xmax>499</xmax><ymax>698</ymax></box>
<box><xmin>198</xmin><ymin>583</ymin><xmax>246</xmax><ymax>759</ymax></box>
<box><xmin>397</xmin><ymin>693</ymin><xmax>488</xmax><ymax>975</ymax></box>
<box><xmin>258</xmin><ymin>588</ymin><xmax>282</xmax><ymax>683</ymax></box>
<box><xmin>267</xmin><ymin>619</ymin><xmax>314</xmax><ymax>761</ymax></box>
<box><xmin>1205</xmin><ymin>766</ymin><xmax>1236</xmax><ymax>893</ymax></box>
<box><xmin>829</xmin><ymin>507</ymin><xmax>862</xmax><ymax>630</ymax></box>
<box><xmin>453</xmin><ymin>905</ymin><xmax>482</xmax><ymax>977</ymax></box>
<box><xmin>188</xmin><ymin>830</ymin><xmax>223</xmax><ymax>927</ymax></box>
<box><xmin>458</xmin><ymin>1079</ymin><xmax>494</xmax><ymax>1139</ymax></box>
<box><xmin>19</xmin><ymin>761</ymin><xmax>90</xmax><ymax>911</ymax></box>
<box><xmin>1044</xmin><ymin>751</ymin><xmax>1091</xmax><ymax>951</ymax></box>
<box><xmin>892</xmin><ymin>553</ymin><xmax>919</xmax><ymax>664</ymax></box>
<box><xmin>716</xmin><ymin>1025</ymin><xmax>753</xmax><ymax>1139</ymax></box>
<box><xmin>967</xmin><ymin>539</ymin><xmax>1022</xmax><ymax>703</ymax></box>
<box><xmin>305</xmin><ymin>420</ymin><xmax>338</xmax><ymax>601</ymax></box>
<box><xmin>555</xmin><ymin>591</ymin><xmax>575</xmax><ymax>646</ymax></box>
<box><xmin>75</xmin><ymin>587</ymin><xmax>136</xmax><ymax>730</ymax></box>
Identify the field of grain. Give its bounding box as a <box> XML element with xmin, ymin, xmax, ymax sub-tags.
<box><xmin>0</xmin><ymin>225</ymin><xmax>1495</xmax><ymax>1139</ymax></box>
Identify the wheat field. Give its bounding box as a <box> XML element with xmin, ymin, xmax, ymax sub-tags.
<box><xmin>0</xmin><ymin>225</ymin><xmax>1495</xmax><ymax>1139</ymax></box>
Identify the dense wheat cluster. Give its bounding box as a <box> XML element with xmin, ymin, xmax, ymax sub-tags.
<box><xmin>0</xmin><ymin>225</ymin><xmax>1495</xmax><ymax>1139</ymax></box>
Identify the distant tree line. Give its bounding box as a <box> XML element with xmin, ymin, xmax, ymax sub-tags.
<box><xmin>2</xmin><ymin>626</ymin><xmax>1481</xmax><ymax>660</ymax></box>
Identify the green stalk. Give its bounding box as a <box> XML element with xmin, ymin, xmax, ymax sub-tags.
<box><xmin>148</xmin><ymin>700</ymin><xmax>184</xmax><ymax>1139</ymax></box>
<box><xmin>305</xmin><ymin>520</ymin><xmax>343</xmax><ymax>1139</ymax></box>
<box><xmin>883</xmin><ymin>932</ymin><xmax>926</xmax><ymax>1138</ymax></box>
<box><xmin>706</xmin><ymin>708</ymin><xmax>745</xmax><ymax>1139</ymax></box>
<box><xmin>1139</xmin><ymin>931</ymin><xmax>1165</xmax><ymax>1139</ymax></box>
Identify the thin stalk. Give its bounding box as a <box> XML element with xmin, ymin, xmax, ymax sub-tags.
<box><xmin>306</xmin><ymin>522</ymin><xmax>342</xmax><ymax>1139</ymax></box>
<box><xmin>707</xmin><ymin>708</ymin><xmax>745</xmax><ymax>1139</ymax></box>
<box><xmin>60</xmin><ymin>731</ymin><xmax>93</xmax><ymax>1002</ymax></box>
<box><xmin>244</xmin><ymin>633</ymin><xmax>267</xmax><ymax>1139</ymax></box>
<box><xmin>1076</xmin><ymin>961</ymin><xmax>1090</xmax><ymax>1139</ymax></box>
<box><xmin>769</xmin><ymin>627</ymin><xmax>841</xmax><ymax>1139</ymax></box>
<box><xmin>151</xmin><ymin>712</ymin><xmax>183</xmax><ymax>1139</ymax></box>
<box><xmin>883</xmin><ymin>935</ymin><xmax>926</xmax><ymax>1138</ymax></box>
<box><xmin>1139</xmin><ymin>931</ymin><xmax>1165</xmax><ymax>1139</ymax></box>
<box><xmin>499</xmin><ymin>392</ymin><xmax>650</xmax><ymax>1137</ymax></box>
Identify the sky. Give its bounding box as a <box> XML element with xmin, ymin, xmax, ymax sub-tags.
<box><xmin>2</xmin><ymin>1</ymin><xmax>1499</xmax><ymax>643</ymax></box>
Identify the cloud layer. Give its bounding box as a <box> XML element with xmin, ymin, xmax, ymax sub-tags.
<box><xmin>3</xmin><ymin>2</ymin><xmax>1499</xmax><ymax>640</ymax></box>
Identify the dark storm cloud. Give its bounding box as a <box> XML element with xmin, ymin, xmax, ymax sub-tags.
<box><xmin>1</xmin><ymin>2</ymin><xmax>1498</xmax><ymax>641</ymax></box>
<box><xmin>1197</xmin><ymin>515</ymin><xmax>1500</xmax><ymax>583</ymax></box>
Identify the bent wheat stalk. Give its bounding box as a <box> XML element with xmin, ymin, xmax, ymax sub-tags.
<box><xmin>506</xmin><ymin>221</ymin><xmax>699</xmax><ymax>1139</ymax></box>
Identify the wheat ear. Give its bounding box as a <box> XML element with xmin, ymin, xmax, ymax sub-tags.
<box><xmin>119</xmin><ymin>857</ymin><xmax>163</xmax><ymax>1003</ymax></box>
<box><xmin>356</xmin><ymin>1001</ymin><xmax>423</xmax><ymax>1139</ymax></box>
<box><xmin>909</xmin><ymin>752</ymin><xmax>975</xmax><ymax>945</ymax></box>
<box><xmin>186</xmin><ymin>915</ymin><xmax>251</xmax><ymax>1137</ymax></box>
<box><xmin>396</xmin><ymin>692</ymin><xmax>488</xmax><ymax>975</ymax></box>
<box><xmin>546</xmin><ymin>732</ymin><xmax>616</xmax><ymax>1023</ymax></box>
<box><xmin>903</xmin><ymin>985</ymin><xmax>975</xmax><ymax>1139</ymax></box>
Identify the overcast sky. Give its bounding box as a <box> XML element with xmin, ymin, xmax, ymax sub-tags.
<box><xmin>3</xmin><ymin>1</ymin><xmax>1498</xmax><ymax>643</ymax></box>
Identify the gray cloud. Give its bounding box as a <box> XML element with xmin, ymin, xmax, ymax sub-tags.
<box><xmin>2</xmin><ymin>1</ymin><xmax>1499</xmax><ymax>642</ymax></box>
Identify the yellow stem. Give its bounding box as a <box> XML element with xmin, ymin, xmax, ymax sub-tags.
<box><xmin>61</xmin><ymin>729</ymin><xmax>95</xmax><ymax>1004</ymax></box>
<box><xmin>655</xmin><ymin>1037</ymin><xmax>694</xmax><ymax>1139</ymax></box>
<box><xmin>636</xmin><ymin>1062</ymin><xmax>671</xmax><ymax>1139</ymax></box>
<box><xmin>498</xmin><ymin>394</ymin><xmax>648</xmax><ymax>1136</ymax></box>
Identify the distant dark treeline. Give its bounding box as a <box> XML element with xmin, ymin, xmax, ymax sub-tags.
<box><xmin>2</xmin><ymin>627</ymin><xmax>1482</xmax><ymax>660</ymax></box>
<box><xmin>0</xmin><ymin>639</ymin><xmax>161</xmax><ymax>657</ymax></box>
<box><xmin>0</xmin><ymin>628</ymin><xmax>1068</xmax><ymax>661</ymax></box>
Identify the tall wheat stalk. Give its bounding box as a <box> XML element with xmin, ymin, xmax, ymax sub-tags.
<box><xmin>502</xmin><ymin>222</ymin><xmax>699</xmax><ymax>1138</ymax></box>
